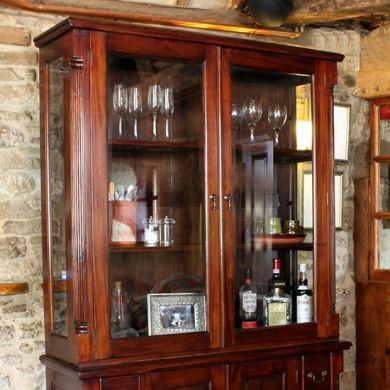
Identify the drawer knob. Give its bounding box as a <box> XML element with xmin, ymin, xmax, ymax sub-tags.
<box><xmin>307</xmin><ymin>370</ymin><xmax>328</xmax><ymax>383</ymax></box>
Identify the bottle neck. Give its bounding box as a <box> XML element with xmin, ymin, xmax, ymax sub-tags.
<box><xmin>272</xmin><ymin>258</ymin><xmax>281</xmax><ymax>278</ymax></box>
<box><xmin>298</xmin><ymin>272</ymin><xmax>308</xmax><ymax>286</ymax></box>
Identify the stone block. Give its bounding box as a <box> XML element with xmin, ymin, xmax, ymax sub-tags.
<box><xmin>19</xmin><ymin>321</ymin><xmax>43</xmax><ymax>339</ymax></box>
<box><xmin>0</xmin><ymin>325</ymin><xmax>14</xmax><ymax>342</ymax></box>
<box><xmin>0</xmin><ymin>84</ymin><xmax>37</xmax><ymax>105</ymax></box>
<box><xmin>0</xmin><ymin>126</ymin><xmax>24</xmax><ymax>148</ymax></box>
<box><xmin>0</xmin><ymin>25</ymin><xmax>30</xmax><ymax>46</ymax></box>
<box><xmin>0</xmin><ymin>237</ymin><xmax>27</xmax><ymax>259</ymax></box>
<box><xmin>0</xmin><ymin>51</ymin><xmax>37</xmax><ymax>66</ymax></box>
<box><xmin>2</xmin><ymin>219</ymin><xmax>41</xmax><ymax>236</ymax></box>
<box><xmin>2</xmin><ymin>304</ymin><xmax>27</xmax><ymax>314</ymax></box>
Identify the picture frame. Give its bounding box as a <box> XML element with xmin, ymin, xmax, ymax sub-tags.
<box><xmin>334</xmin><ymin>103</ymin><xmax>350</xmax><ymax>161</ymax></box>
<box><xmin>298</xmin><ymin>168</ymin><xmax>343</xmax><ymax>230</ymax></box>
<box><xmin>147</xmin><ymin>293</ymin><xmax>207</xmax><ymax>336</ymax></box>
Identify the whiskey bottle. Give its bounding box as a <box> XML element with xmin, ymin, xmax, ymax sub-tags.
<box><xmin>263</xmin><ymin>287</ymin><xmax>291</xmax><ymax>326</ymax></box>
<box><xmin>296</xmin><ymin>263</ymin><xmax>313</xmax><ymax>323</ymax></box>
<box><xmin>268</xmin><ymin>257</ymin><xmax>286</xmax><ymax>292</ymax></box>
<box><xmin>239</xmin><ymin>268</ymin><xmax>257</xmax><ymax>329</ymax></box>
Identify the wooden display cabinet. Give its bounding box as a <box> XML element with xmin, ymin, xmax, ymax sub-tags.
<box><xmin>35</xmin><ymin>17</ymin><xmax>350</xmax><ymax>389</ymax></box>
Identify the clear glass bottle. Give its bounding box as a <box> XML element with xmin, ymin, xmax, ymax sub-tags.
<box><xmin>263</xmin><ymin>287</ymin><xmax>291</xmax><ymax>326</ymax></box>
<box><xmin>296</xmin><ymin>263</ymin><xmax>313</xmax><ymax>323</ymax></box>
<box><xmin>110</xmin><ymin>280</ymin><xmax>130</xmax><ymax>338</ymax></box>
<box><xmin>158</xmin><ymin>216</ymin><xmax>175</xmax><ymax>246</ymax></box>
<box><xmin>268</xmin><ymin>257</ymin><xmax>286</xmax><ymax>292</ymax></box>
<box><xmin>144</xmin><ymin>216</ymin><xmax>158</xmax><ymax>247</ymax></box>
<box><xmin>239</xmin><ymin>268</ymin><xmax>257</xmax><ymax>329</ymax></box>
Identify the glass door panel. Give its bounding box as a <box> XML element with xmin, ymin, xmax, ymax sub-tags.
<box><xmin>48</xmin><ymin>57</ymin><xmax>68</xmax><ymax>336</ymax></box>
<box><xmin>374</xmin><ymin>103</ymin><xmax>390</xmax><ymax>270</ymax></box>
<box><xmin>106</xmin><ymin>52</ymin><xmax>206</xmax><ymax>339</ymax></box>
<box><xmin>230</xmin><ymin>65</ymin><xmax>314</xmax><ymax>329</ymax></box>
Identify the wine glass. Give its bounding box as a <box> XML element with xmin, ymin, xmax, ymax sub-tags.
<box><xmin>128</xmin><ymin>86</ymin><xmax>143</xmax><ymax>140</ymax></box>
<box><xmin>113</xmin><ymin>83</ymin><xmax>128</xmax><ymax>139</ymax></box>
<box><xmin>147</xmin><ymin>84</ymin><xmax>161</xmax><ymax>141</ymax></box>
<box><xmin>243</xmin><ymin>99</ymin><xmax>262</xmax><ymax>142</ymax></box>
<box><xmin>268</xmin><ymin>104</ymin><xmax>287</xmax><ymax>147</ymax></box>
<box><xmin>231</xmin><ymin>103</ymin><xmax>243</xmax><ymax>132</ymax></box>
<box><xmin>160</xmin><ymin>87</ymin><xmax>174</xmax><ymax>140</ymax></box>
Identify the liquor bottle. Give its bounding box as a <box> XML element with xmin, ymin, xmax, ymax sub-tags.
<box><xmin>110</xmin><ymin>281</ymin><xmax>130</xmax><ymax>337</ymax></box>
<box><xmin>263</xmin><ymin>287</ymin><xmax>292</xmax><ymax>326</ymax></box>
<box><xmin>239</xmin><ymin>268</ymin><xmax>257</xmax><ymax>329</ymax></box>
<box><xmin>268</xmin><ymin>257</ymin><xmax>286</xmax><ymax>292</ymax></box>
<box><xmin>296</xmin><ymin>264</ymin><xmax>313</xmax><ymax>323</ymax></box>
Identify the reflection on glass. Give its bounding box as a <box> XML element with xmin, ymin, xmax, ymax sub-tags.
<box><xmin>378</xmin><ymin>162</ymin><xmax>390</xmax><ymax>213</ymax></box>
<box><xmin>107</xmin><ymin>53</ymin><xmax>206</xmax><ymax>338</ymax></box>
<box><xmin>48</xmin><ymin>57</ymin><xmax>68</xmax><ymax>336</ymax></box>
<box><xmin>378</xmin><ymin>220</ymin><xmax>390</xmax><ymax>269</ymax></box>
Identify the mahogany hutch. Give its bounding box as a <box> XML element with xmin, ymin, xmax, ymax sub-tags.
<box><xmin>35</xmin><ymin>17</ymin><xmax>350</xmax><ymax>389</ymax></box>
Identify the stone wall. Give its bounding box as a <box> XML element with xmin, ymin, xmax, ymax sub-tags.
<box><xmin>0</xmin><ymin>5</ymin><xmax>62</xmax><ymax>389</ymax></box>
<box><xmin>0</xmin><ymin>4</ymin><xmax>362</xmax><ymax>389</ymax></box>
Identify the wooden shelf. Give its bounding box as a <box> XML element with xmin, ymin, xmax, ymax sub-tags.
<box><xmin>273</xmin><ymin>148</ymin><xmax>312</xmax><ymax>164</ymax></box>
<box><xmin>0</xmin><ymin>282</ymin><xmax>29</xmax><ymax>295</ymax></box>
<box><xmin>110</xmin><ymin>242</ymin><xmax>201</xmax><ymax>253</ymax></box>
<box><xmin>109</xmin><ymin>139</ymin><xmax>201</xmax><ymax>152</ymax></box>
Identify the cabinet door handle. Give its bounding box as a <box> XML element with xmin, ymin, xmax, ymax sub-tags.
<box><xmin>223</xmin><ymin>194</ymin><xmax>232</xmax><ymax>211</ymax></box>
<box><xmin>307</xmin><ymin>370</ymin><xmax>328</xmax><ymax>383</ymax></box>
<box><xmin>209</xmin><ymin>194</ymin><xmax>217</xmax><ymax>210</ymax></box>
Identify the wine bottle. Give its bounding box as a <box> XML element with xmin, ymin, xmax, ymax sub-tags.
<box><xmin>239</xmin><ymin>268</ymin><xmax>257</xmax><ymax>329</ymax></box>
<box><xmin>296</xmin><ymin>264</ymin><xmax>313</xmax><ymax>323</ymax></box>
<box><xmin>268</xmin><ymin>257</ymin><xmax>286</xmax><ymax>292</ymax></box>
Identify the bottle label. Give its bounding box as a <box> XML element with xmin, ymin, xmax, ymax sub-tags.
<box><xmin>296</xmin><ymin>294</ymin><xmax>312</xmax><ymax>323</ymax></box>
<box><xmin>268</xmin><ymin>302</ymin><xmax>287</xmax><ymax>326</ymax></box>
<box><xmin>242</xmin><ymin>320</ymin><xmax>257</xmax><ymax>329</ymax></box>
<box><xmin>242</xmin><ymin>292</ymin><xmax>257</xmax><ymax>313</ymax></box>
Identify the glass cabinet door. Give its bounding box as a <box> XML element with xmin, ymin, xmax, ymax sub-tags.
<box><xmin>223</xmin><ymin>52</ymin><xmax>316</xmax><ymax>339</ymax></box>
<box><xmin>47</xmin><ymin>56</ymin><xmax>68</xmax><ymax>337</ymax></box>
<box><xmin>106</xmin><ymin>51</ymin><xmax>207</xmax><ymax>340</ymax></box>
<box><xmin>371</xmin><ymin>99</ymin><xmax>390</xmax><ymax>273</ymax></box>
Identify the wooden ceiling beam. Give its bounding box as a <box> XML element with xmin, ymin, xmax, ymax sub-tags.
<box><xmin>1</xmin><ymin>0</ymin><xmax>300</xmax><ymax>38</ymax></box>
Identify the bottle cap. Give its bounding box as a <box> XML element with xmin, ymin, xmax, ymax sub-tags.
<box><xmin>299</xmin><ymin>264</ymin><xmax>307</xmax><ymax>272</ymax></box>
<box><xmin>244</xmin><ymin>268</ymin><xmax>252</xmax><ymax>279</ymax></box>
<box><xmin>115</xmin><ymin>281</ymin><xmax>122</xmax><ymax>289</ymax></box>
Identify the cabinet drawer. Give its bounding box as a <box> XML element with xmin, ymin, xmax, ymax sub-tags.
<box><xmin>231</xmin><ymin>358</ymin><xmax>298</xmax><ymax>389</ymax></box>
<box><xmin>101</xmin><ymin>375</ymin><xmax>143</xmax><ymax>390</ymax></box>
<box><xmin>301</xmin><ymin>353</ymin><xmax>331</xmax><ymax>389</ymax></box>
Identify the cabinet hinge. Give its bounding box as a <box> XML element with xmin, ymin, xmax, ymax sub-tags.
<box><xmin>70</xmin><ymin>56</ymin><xmax>85</xmax><ymax>69</ymax></box>
<box><xmin>74</xmin><ymin>320</ymin><xmax>89</xmax><ymax>334</ymax></box>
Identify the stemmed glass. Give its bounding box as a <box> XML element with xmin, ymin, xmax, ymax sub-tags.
<box><xmin>160</xmin><ymin>87</ymin><xmax>174</xmax><ymax>140</ymax></box>
<box><xmin>147</xmin><ymin>84</ymin><xmax>162</xmax><ymax>141</ymax></box>
<box><xmin>268</xmin><ymin>104</ymin><xmax>287</xmax><ymax>147</ymax></box>
<box><xmin>128</xmin><ymin>86</ymin><xmax>143</xmax><ymax>140</ymax></box>
<box><xmin>243</xmin><ymin>99</ymin><xmax>262</xmax><ymax>142</ymax></box>
<box><xmin>231</xmin><ymin>103</ymin><xmax>243</xmax><ymax>132</ymax></box>
<box><xmin>113</xmin><ymin>83</ymin><xmax>128</xmax><ymax>139</ymax></box>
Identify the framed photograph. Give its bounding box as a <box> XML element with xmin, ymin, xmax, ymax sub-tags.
<box><xmin>147</xmin><ymin>293</ymin><xmax>207</xmax><ymax>336</ymax></box>
<box><xmin>298</xmin><ymin>169</ymin><xmax>343</xmax><ymax>229</ymax></box>
<box><xmin>334</xmin><ymin>103</ymin><xmax>350</xmax><ymax>161</ymax></box>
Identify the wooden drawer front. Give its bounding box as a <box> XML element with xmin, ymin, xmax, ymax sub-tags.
<box><xmin>233</xmin><ymin>358</ymin><xmax>297</xmax><ymax>390</ymax></box>
<box><xmin>301</xmin><ymin>353</ymin><xmax>331</xmax><ymax>389</ymax></box>
<box><xmin>101</xmin><ymin>375</ymin><xmax>143</xmax><ymax>390</ymax></box>
<box><xmin>147</xmin><ymin>365</ymin><xmax>225</xmax><ymax>389</ymax></box>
